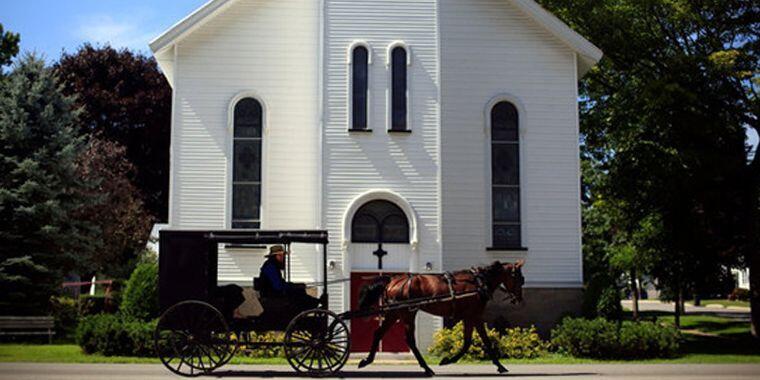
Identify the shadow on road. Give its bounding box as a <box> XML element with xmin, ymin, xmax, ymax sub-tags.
<box><xmin>206</xmin><ymin>370</ymin><xmax>597</xmax><ymax>378</ymax></box>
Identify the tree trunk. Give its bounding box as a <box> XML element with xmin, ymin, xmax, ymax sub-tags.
<box><xmin>751</xmin><ymin>255</ymin><xmax>759</xmax><ymax>338</ymax></box>
<box><xmin>694</xmin><ymin>294</ymin><xmax>701</xmax><ymax>307</ymax></box>
<box><xmin>630</xmin><ymin>269</ymin><xmax>639</xmax><ymax>320</ymax></box>
<box><xmin>674</xmin><ymin>286</ymin><xmax>681</xmax><ymax>328</ymax></box>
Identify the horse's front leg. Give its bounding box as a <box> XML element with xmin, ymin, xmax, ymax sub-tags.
<box><xmin>439</xmin><ymin>319</ymin><xmax>473</xmax><ymax>366</ymax></box>
<box><xmin>402</xmin><ymin>311</ymin><xmax>434</xmax><ymax>376</ymax></box>
<box><xmin>358</xmin><ymin>312</ymin><xmax>398</xmax><ymax>369</ymax></box>
<box><xmin>475</xmin><ymin>323</ymin><xmax>508</xmax><ymax>373</ymax></box>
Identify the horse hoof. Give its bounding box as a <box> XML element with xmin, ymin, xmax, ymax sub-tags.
<box><xmin>497</xmin><ymin>367</ymin><xmax>509</xmax><ymax>374</ymax></box>
<box><xmin>358</xmin><ymin>359</ymin><xmax>370</xmax><ymax>369</ymax></box>
<box><xmin>424</xmin><ymin>369</ymin><xmax>435</xmax><ymax>377</ymax></box>
<box><xmin>439</xmin><ymin>357</ymin><xmax>451</xmax><ymax>366</ymax></box>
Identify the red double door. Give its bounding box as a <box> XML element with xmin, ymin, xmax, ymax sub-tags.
<box><xmin>349</xmin><ymin>272</ymin><xmax>408</xmax><ymax>352</ymax></box>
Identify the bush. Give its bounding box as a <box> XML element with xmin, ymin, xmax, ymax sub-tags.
<box><xmin>78</xmin><ymin>295</ymin><xmax>110</xmax><ymax>316</ymax></box>
<box><xmin>429</xmin><ymin>322</ymin><xmax>549</xmax><ymax>360</ymax></box>
<box><xmin>75</xmin><ymin>314</ymin><xmax>156</xmax><ymax>357</ymax></box>
<box><xmin>240</xmin><ymin>331</ymin><xmax>285</xmax><ymax>358</ymax></box>
<box><xmin>50</xmin><ymin>296</ymin><xmax>79</xmax><ymax>339</ymax></box>
<box><xmin>596</xmin><ymin>287</ymin><xmax>623</xmax><ymax>321</ymax></box>
<box><xmin>121</xmin><ymin>262</ymin><xmax>158</xmax><ymax>321</ymax></box>
<box><xmin>729</xmin><ymin>288</ymin><xmax>750</xmax><ymax>302</ymax></box>
<box><xmin>551</xmin><ymin>317</ymin><xmax>680</xmax><ymax>359</ymax></box>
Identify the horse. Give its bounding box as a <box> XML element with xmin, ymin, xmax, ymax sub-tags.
<box><xmin>356</xmin><ymin>261</ymin><xmax>525</xmax><ymax>376</ymax></box>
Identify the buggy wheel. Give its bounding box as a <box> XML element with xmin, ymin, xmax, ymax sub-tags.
<box><xmin>284</xmin><ymin>309</ymin><xmax>350</xmax><ymax>376</ymax></box>
<box><xmin>154</xmin><ymin>300</ymin><xmax>238</xmax><ymax>377</ymax></box>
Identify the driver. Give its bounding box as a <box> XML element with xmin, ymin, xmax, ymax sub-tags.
<box><xmin>258</xmin><ymin>245</ymin><xmax>326</xmax><ymax>310</ymax></box>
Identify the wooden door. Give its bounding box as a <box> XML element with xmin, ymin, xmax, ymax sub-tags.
<box><xmin>350</xmin><ymin>272</ymin><xmax>408</xmax><ymax>352</ymax></box>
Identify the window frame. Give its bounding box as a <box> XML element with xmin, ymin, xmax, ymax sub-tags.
<box><xmin>347</xmin><ymin>41</ymin><xmax>372</xmax><ymax>132</ymax></box>
<box><xmin>227</xmin><ymin>93</ymin><xmax>267</xmax><ymax>230</ymax></box>
<box><xmin>386</xmin><ymin>41</ymin><xmax>411</xmax><ymax>133</ymax></box>
<box><xmin>351</xmin><ymin>200</ymin><xmax>411</xmax><ymax>244</ymax></box>
<box><xmin>485</xmin><ymin>95</ymin><xmax>527</xmax><ymax>251</ymax></box>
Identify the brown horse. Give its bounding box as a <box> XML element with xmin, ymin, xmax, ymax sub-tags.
<box><xmin>356</xmin><ymin>261</ymin><xmax>525</xmax><ymax>376</ymax></box>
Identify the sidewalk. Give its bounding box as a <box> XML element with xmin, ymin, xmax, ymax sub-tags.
<box><xmin>622</xmin><ymin>300</ymin><xmax>750</xmax><ymax>319</ymax></box>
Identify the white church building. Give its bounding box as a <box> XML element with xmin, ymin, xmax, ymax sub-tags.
<box><xmin>151</xmin><ymin>0</ymin><xmax>602</xmax><ymax>351</ymax></box>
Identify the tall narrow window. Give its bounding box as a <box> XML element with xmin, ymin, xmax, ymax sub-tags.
<box><xmin>232</xmin><ymin>98</ymin><xmax>262</xmax><ymax>229</ymax></box>
<box><xmin>351</xmin><ymin>46</ymin><xmax>369</xmax><ymax>130</ymax></box>
<box><xmin>390</xmin><ymin>46</ymin><xmax>407</xmax><ymax>131</ymax></box>
<box><xmin>491</xmin><ymin>101</ymin><xmax>520</xmax><ymax>248</ymax></box>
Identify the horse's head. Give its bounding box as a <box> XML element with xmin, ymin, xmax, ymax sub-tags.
<box><xmin>486</xmin><ymin>261</ymin><xmax>525</xmax><ymax>304</ymax></box>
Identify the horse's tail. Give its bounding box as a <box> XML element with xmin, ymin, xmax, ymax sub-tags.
<box><xmin>358</xmin><ymin>275</ymin><xmax>391</xmax><ymax>310</ymax></box>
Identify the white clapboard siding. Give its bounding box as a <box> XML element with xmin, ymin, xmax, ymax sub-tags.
<box><xmin>171</xmin><ymin>0</ymin><xmax>321</xmax><ymax>283</ymax></box>
<box><xmin>323</xmin><ymin>0</ymin><xmax>442</xmax><ymax>349</ymax></box>
<box><xmin>439</xmin><ymin>0</ymin><xmax>582</xmax><ymax>286</ymax></box>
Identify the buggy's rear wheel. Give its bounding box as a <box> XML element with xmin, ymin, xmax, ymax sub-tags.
<box><xmin>284</xmin><ymin>309</ymin><xmax>350</xmax><ymax>376</ymax></box>
<box><xmin>154</xmin><ymin>300</ymin><xmax>238</xmax><ymax>377</ymax></box>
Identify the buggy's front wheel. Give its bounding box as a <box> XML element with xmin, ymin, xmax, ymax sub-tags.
<box><xmin>154</xmin><ymin>300</ymin><xmax>237</xmax><ymax>377</ymax></box>
<box><xmin>284</xmin><ymin>309</ymin><xmax>350</xmax><ymax>376</ymax></box>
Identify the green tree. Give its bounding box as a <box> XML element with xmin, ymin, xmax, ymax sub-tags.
<box><xmin>0</xmin><ymin>24</ymin><xmax>20</xmax><ymax>70</ymax></box>
<box><xmin>538</xmin><ymin>0</ymin><xmax>758</xmax><ymax>331</ymax></box>
<box><xmin>55</xmin><ymin>44</ymin><xmax>172</xmax><ymax>221</ymax></box>
<box><xmin>0</xmin><ymin>55</ymin><xmax>99</xmax><ymax>314</ymax></box>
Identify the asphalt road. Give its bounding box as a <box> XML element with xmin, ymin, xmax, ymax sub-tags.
<box><xmin>2</xmin><ymin>363</ymin><xmax>760</xmax><ymax>380</ymax></box>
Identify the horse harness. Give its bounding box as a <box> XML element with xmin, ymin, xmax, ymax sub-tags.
<box><xmin>383</xmin><ymin>269</ymin><xmax>491</xmax><ymax>312</ymax></box>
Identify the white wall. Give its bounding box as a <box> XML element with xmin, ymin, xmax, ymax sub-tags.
<box><xmin>170</xmin><ymin>0</ymin><xmax>321</xmax><ymax>283</ymax></box>
<box><xmin>322</xmin><ymin>0</ymin><xmax>442</xmax><ymax>349</ymax></box>
<box><xmin>439</xmin><ymin>0</ymin><xmax>583</xmax><ymax>286</ymax></box>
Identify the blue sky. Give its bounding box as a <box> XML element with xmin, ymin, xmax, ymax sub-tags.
<box><xmin>2</xmin><ymin>0</ymin><xmax>757</xmax><ymax>154</ymax></box>
<box><xmin>2</xmin><ymin>0</ymin><xmax>206</xmax><ymax>61</ymax></box>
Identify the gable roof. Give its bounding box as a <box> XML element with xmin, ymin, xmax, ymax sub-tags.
<box><xmin>150</xmin><ymin>0</ymin><xmax>602</xmax><ymax>84</ymax></box>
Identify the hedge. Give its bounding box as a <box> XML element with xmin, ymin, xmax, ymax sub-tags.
<box><xmin>120</xmin><ymin>262</ymin><xmax>159</xmax><ymax>321</ymax></box>
<box><xmin>550</xmin><ymin>317</ymin><xmax>680</xmax><ymax>359</ymax></box>
<box><xmin>75</xmin><ymin>314</ymin><xmax>156</xmax><ymax>357</ymax></box>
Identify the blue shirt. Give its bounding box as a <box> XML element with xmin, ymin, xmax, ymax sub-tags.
<box><xmin>260</xmin><ymin>258</ymin><xmax>287</xmax><ymax>294</ymax></box>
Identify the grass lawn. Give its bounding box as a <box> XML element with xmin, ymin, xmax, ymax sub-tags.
<box><xmin>686</xmin><ymin>299</ymin><xmax>750</xmax><ymax>308</ymax></box>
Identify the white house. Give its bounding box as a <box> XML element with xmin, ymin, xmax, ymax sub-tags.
<box><xmin>150</xmin><ymin>0</ymin><xmax>602</xmax><ymax>351</ymax></box>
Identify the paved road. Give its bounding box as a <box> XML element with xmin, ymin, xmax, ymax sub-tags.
<box><xmin>2</xmin><ymin>363</ymin><xmax>760</xmax><ymax>380</ymax></box>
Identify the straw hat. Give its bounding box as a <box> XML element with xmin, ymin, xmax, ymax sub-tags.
<box><xmin>266</xmin><ymin>245</ymin><xmax>287</xmax><ymax>257</ymax></box>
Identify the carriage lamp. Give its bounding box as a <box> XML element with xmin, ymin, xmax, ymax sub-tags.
<box><xmin>328</xmin><ymin>260</ymin><xmax>336</xmax><ymax>271</ymax></box>
<box><xmin>425</xmin><ymin>262</ymin><xmax>433</xmax><ymax>271</ymax></box>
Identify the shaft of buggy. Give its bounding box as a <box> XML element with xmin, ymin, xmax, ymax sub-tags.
<box><xmin>338</xmin><ymin>290</ymin><xmax>481</xmax><ymax>320</ymax></box>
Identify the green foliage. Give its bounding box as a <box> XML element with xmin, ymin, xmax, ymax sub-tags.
<box><xmin>0</xmin><ymin>24</ymin><xmax>20</xmax><ymax>69</ymax></box>
<box><xmin>0</xmin><ymin>54</ymin><xmax>100</xmax><ymax>315</ymax></box>
<box><xmin>78</xmin><ymin>296</ymin><xmax>113</xmax><ymax>317</ymax></box>
<box><xmin>428</xmin><ymin>322</ymin><xmax>549</xmax><ymax>360</ymax></box>
<box><xmin>49</xmin><ymin>296</ymin><xmax>79</xmax><ymax>339</ymax></box>
<box><xmin>120</xmin><ymin>262</ymin><xmax>158</xmax><ymax>321</ymax></box>
<box><xmin>75</xmin><ymin>314</ymin><xmax>156</xmax><ymax>357</ymax></box>
<box><xmin>596</xmin><ymin>287</ymin><xmax>623</xmax><ymax>321</ymax></box>
<box><xmin>240</xmin><ymin>332</ymin><xmax>285</xmax><ymax>358</ymax></box>
<box><xmin>551</xmin><ymin>317</ymin><xmax>680</xmax><ymax>359</ymax></box>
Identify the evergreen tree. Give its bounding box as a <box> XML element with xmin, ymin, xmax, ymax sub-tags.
<box><xmin>0</xmin><ymin>55</ymin><xmax>98</xmax><ymax>314</ymax></box>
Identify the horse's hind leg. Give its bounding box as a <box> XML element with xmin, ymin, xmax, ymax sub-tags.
<box><xmin>402</xmin><ymin>312</ymin><xmax>434</xmax><ymax>376</ymax></box>
<box><xmin>439</xmin><ymin>319</ymin><xmax>473</xmax><ymax>366</ymax></box>
<box><xmin>358</xmin><ymin>312</ymin><xmax>398</xmax><ymax>369</ymax></box>
<box><xmin>475</xmin><ymin>322</ymin><xmax>508</xmax><ymax>373</ymax></box>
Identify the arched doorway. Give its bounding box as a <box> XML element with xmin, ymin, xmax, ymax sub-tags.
<box><xmin>346</xmin><ymin>196</ymin><xmax>414</xmax><ymax>352</ymax></box>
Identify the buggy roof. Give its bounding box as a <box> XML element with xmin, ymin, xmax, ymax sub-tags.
<box><xmin>161</xmin><ymin>229</ymin><xmax>329</xmax><ymax>245</ymax></box>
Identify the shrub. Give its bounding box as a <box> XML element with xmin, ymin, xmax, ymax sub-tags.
<box><xmin>551</xmin><ymin>317</ymin><xmax>680</xmax><ymax>359</ymax></box>
<box><xmin>429</xmin><ymin>322</ymin><xmax>549</xmax><ymax>360</ymax></box>
<box><xmin>121</xmin><ymin>262</ymin><xmax>158</xmax><ymax>321</ymax></box>
<box><xmin>240</xmin><ymin>331</ymin><xmax>285</xmax><ymax>358</ymax></box>
<box><xmin>79</xmin><ymin>295</ymin><xmax>109</xmax><ymax>316</ymax></box>
<box><xmin>729</xmin><ymin>288</ymin><xmax>749</xmax><ymax>302</ymax></box>
<box><xmin>75</xmin><ymin>314</ymin><xmax>156</xmax><ymax>357</ymax></box>
<box><xmin>596</xmin><ymin>287</ymin><xmax>623</xmax><ymax>321</ymax></box>
<box><xmin>50</xmin><ymin>296</ymin><xmax>79</xmax><ymax>339</ymax></box>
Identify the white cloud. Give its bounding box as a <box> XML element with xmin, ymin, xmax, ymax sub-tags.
<box><xmin>76</xmin><ymin>14</ymin><xmax>157</xmax><ymax>52</ymax></box>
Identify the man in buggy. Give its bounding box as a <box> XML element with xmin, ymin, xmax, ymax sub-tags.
<box><xmin>257</xmin><ymin>245</ymin><xmax>326</xmax><ymax>314</ymax></box>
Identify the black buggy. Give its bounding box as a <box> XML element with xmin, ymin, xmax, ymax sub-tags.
<box><xmin>154</xmin><ymin>230</ymin><xmax>350</xmax><ymax>377</ymax></box>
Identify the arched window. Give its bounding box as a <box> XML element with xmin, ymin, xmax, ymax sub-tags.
<box><xmin>491</xmin><ymin>101</ymin><xmax>520</xmax><ymax>248</ymax></box>
<box><xmin>351</xmin><ymin>200</ymin><xmax>409</xmax><ymax>243</ymax></box>
<box><xmin>390</xmin><ymin>46</ymin><xmax>407</xmax><ymax>131</ymax></box>
<box><xmin>232</xmin><ymin>97</ymin><xmax>263</xmax><ymax>229</ymax></box>
<box><xmin>351</xmin><ymin>45</ymin><xmax>369</xmax><ymax>130</ymax></box>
